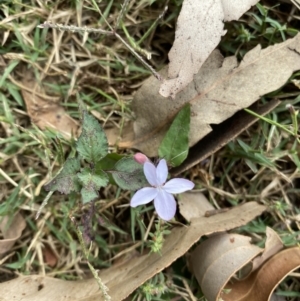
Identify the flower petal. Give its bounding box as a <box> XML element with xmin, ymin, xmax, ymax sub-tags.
<box><xmin>163</xmin><ymin>178</ymin><xmax>194</xmax><ymax>194</ymax></box>
<box><xmin>143</xmin><ymin>162</ymin><xmax>158</xmax><ymax>186</ymax></box>
<box><xmin>130</xmin><ymin>187</ymin><xmax>158</xmax><ymax>207</ymax></box>
<box><xmin>154</xmin><ymin>190</ymin><xmax>176</xmax><ymax>221</ymax></box>
<box><xmin>156</xmin><ymin>159</ymin><xmax>168</xmax><ymax>185</ymax></box>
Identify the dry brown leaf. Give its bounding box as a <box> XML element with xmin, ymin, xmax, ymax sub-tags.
<box><xmin>238</xmin><ymin>227</ymin><xmax>284</xmax><ymax>279</ymax></box>
<box><xmin>122</xmin><ymin>34</ymin><xmax>300</xmax><ymax>157</ymax></box>
<box><xmin>105</xmin><ymin>127</ymin><xmax>120</xmax><ymax>146</ymax></box>
<box><xmin>0</xmin><ymin>213</ymin><xmax>26</xmax><ymax>256</ymax></box>
<box><xmin>178</xmin><ymin>192</ymin><xmax>214</xmax><ymax>221</ymax></box>
<box><xmin>0</xmin><ymin>202</ymin><xmax>265</xmax><ymax>301</ymax></box>
<box><xmin>105</xmin><ymin>123</ymin><xmax>133</xmax><ymax>147</ymax></box>
<box><xmin>251</xmin><ymin>227</ymin><xmax>284</xmax><ymax>272</ymax></box>
<box><xmin>221</xmin><ymin>247</ymin><xmax>300</xmax><ymax>301</ymax></box>
<box><xmin>0</xmin><ymin>276</ymin><xmax>100</xmax><ymax>301</ymax></box>
<box><xmin>160</xmin><ymin>0</ymin><xmax>259</xmax><ymax>98</ymax></box>
<box><xmin>191</xmin><ymin>227</ymin><xmax>287</xmax><ymax>301</ymax></box>
<box><xmin>190</xmin><ymin>232</ymin><xmax>263</xmax><ymax>301</ymax></box>
<box><xmin>42</xmin><ymin>245</ymin><xmax>58</xmax><ymax>268</ymax></box>
<box><xmin>21</xmin><ymin>78</ymin><xmax>78</xmax><ymax>139</ymax></box>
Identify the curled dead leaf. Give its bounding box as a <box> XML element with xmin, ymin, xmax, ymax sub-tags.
<box><xmin>190</xmin><ymin>232</ymin><xmax>263</xmax><ymax>301</ymax></box>
<box><xmin>190</xmin><ymin>226</ymin><xmax>289</xmax><ymax>301</ymax></box>
<box><xmin>0</xmin><ymin>202</ymin><xmax>265</xmax><ymax>301</ymax></box>
<box><xmin>221</xmin><ymin>247</ymin><xmax>300</xmax><ymax>301</ymax></box>
<box><xmin>251</xmin><ymin>227</ymin><xmax>284</xmax><ymax>272</ymax></box>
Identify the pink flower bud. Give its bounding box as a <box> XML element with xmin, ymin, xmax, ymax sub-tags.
<box><xmin>134</xmin><ymin>153</ymin><xmax>150</xmax><ymax>164</ymax></box>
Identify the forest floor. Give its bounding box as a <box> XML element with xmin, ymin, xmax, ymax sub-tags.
<box><xmin>0</xmin><ymin>0</ymin><xmax>300</xmax><ymax>300</ymax></box>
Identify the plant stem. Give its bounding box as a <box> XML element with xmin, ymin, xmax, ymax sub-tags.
<box><xmin>114</xmin><ymin>32</ymin><xmax>162</xmax><ymax>81</ymax></box>
<box><xmin>244</xmin><ymin>108</ymin><xmax>299</xmax><ymax>140</ymax></box>
<box><xmin>37</xmin><ymin>20</ymin><xmax>163</xmax><ymax>82</ymax></box>
<box><xmin>37</xmin><ymin>22</ymin><xmax>113</xmax><ymax>35</ymax></box>
<box><xmin>70</xmin><ymin>216</ymin><xmax>111</xmax><ymax>301</ymax></box>
<box><xmin>115</xmin><ymin>0</ymin><xmax>131</xmax><ymax>30</ymax></box>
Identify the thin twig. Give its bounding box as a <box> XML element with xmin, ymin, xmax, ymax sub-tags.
<box><xmin>291</xmin><ymin>0</ymin><xmax>300</xmax><ymax>10</ymax></box>
<box><xmin>90</xmin><ymin>0</ymin><xmax>113</xmax><ymax>31</ymax></box>
<box><xmin>37</xmin><ymin>22</ymin><xmax>113</xmax><ymax>35</ymax></box>
<box><xmin>119</xmin><ymin>5</ymin><xmax>168</xmax><ymax>60</ymax></box>
<box><xmin>70</xmin><ymin>216</ymin><xmax>111</xmax><ymax>301</ymax></box>
<box><xmin>114</xmin><ymin>32</ymin><xmax>162</xmax><ymax>81</ymax></box>
<box><xmin>245</xmin><ymin>108</ymin><xmax>300</xmax><ymax>142</ymax></box>
<box><xmin>37</xmin><ymin>21</ymin><xmax>163</xmax><ymax>81</ymax></box>
<box><xmin>121</xmin><ymin>22</ymin><xmax>153</xmax><ymax>59</ymax></box>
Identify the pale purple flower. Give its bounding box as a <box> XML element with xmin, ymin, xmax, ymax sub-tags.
<box><xmin>130</xmin><ymin>159</ymin><xmax>194</xmax><ymax>221</ymax></box>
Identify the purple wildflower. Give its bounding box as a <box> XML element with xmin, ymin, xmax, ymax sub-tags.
<box><xmin>130</xmin><ymin>159</ymin><xmax>194</xmax><ymax>221</ymax></box>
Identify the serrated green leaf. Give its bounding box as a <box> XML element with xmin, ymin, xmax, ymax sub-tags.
<box><xmin>44</xmin><ymin>157</ymin><xmax>81</xmax><ymax>194</ymax></box>
<box><xmin>77</xmin><ymin>167</ymin><xmax>108</xmax><ymax>204</ymax></box>
<box><xmin>76</xmin><ymin>111</ymin><xmax>108</xmax><ymax>163</ymax></box>
<box><xmin>77</xmin><ymin>167</ymin><xmax>108</xmax><ymax>188</ymax></box>
<box><xmin>158</xmin><ymin>104</ymin><xmax>190</xmax><ymax>167</ymax></box>
<box><xmin>111</xmin><ymin>157</ymin><xmax>148</xmax><ymax>191</ymax></box>
<box><xmin>80</xmin><ymin>186</ymin><xmax>98</xmax><ymax>204</ymax></box>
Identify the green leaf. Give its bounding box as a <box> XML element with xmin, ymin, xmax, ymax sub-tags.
<box><xmin>291</xmin><ymin>152</ymin><xmax>300</xmax><ymax>170</ymax></box>
<box><xmin>95</xmin><ymin>153</ymin><xmax>123</xmax><ymax>171</ymax></box>
<box><xmin>77</xmin><ymin>167</ymin><xmax>108</xmax><ymax>204</ymax></box>
<box><xmin>80</xmin><ymin>187</ymin><xmax>98</xmax><ymax>204</ymax></box>
<box><xmin>77</xmin><ymin>167</ymin><xmax>108</xmax><ymax>188</ymax></box>
<box><xmin>111</xmin><ymin>157</ymin><xmax>148</xmax><ymax>191</ymax></box>
<box><xmin>76</xmin><ymin>110</ymin><xmax>108</xmax><ymax>163</ymax></box>
<box><xmin>245</xmin><ymin>159</ymin><xmax>258</xmax><ymax>173</ymax></box>
<box><xmin>158</xmin><ymin>104</ymin><xmax>190</xmax><ymax>167</ymax></box>
<box><xmin>44</xmin><ymin>157</ymin><xmax>81</xmax><ymax>194</ymax></box>
<box><xmin>237</xmin><ymin>139</ymin><xmax>251</xmax><ymax>152</ymax></box>
<box><xmin>95</xmin><ymin>153</ymin><xmax>124</xmax><ymax>185</ymax></box>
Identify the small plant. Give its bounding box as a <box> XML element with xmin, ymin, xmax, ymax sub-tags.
<box><xmin>41</xmin><ymin>106</ymin><xmax>193</xmax><ymax>300</ymax></box>
<box><xmin>148</xmin><ymin>222</ymin><xmax>171</xmax><ymax>253</ymax></box>
<box><xmin>137</xmin><ymin>273</ymin><xmax>169</xmax><ymax>301</ymax></box>
<box><xmin>44</xmin><ymin>107</ymin><xmax>194</xmax><ymax>220</ymax></box>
